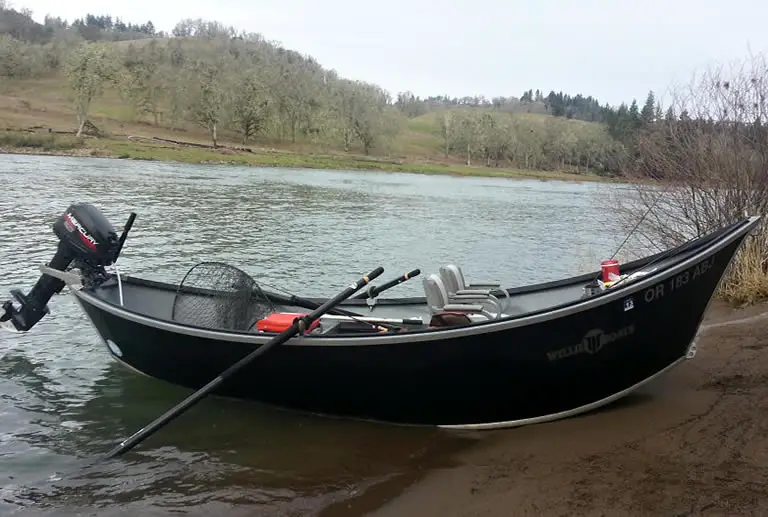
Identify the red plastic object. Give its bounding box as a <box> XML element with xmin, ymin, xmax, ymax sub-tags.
<box><xmin>256</xmin><ymin>312</ymin><xmax>314</xmax><ymax>333</ymax></box>
<box><xmin>601</xmin><ymin>259</ymin><xmax>620</xmax><ymax>283</ymax></box>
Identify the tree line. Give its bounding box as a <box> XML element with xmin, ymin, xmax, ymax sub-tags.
<box><xmin>62</xmin><ymin>36</ymin><xmax>401</xmax><ymax>153</ymax></box>
<box><xmin>396</xmin><ymin>89</ymin><xmax>660</xmax><ymax>141</ymax></box>
<box><xmin>0</xmin><ymin>3</ymin><xmax>667</xmax><ymax>175</ymax></box>
<box><xmin>431</xmin><ymin>109</ymin><xmax>628</xmax><ymax>174</ymax></box>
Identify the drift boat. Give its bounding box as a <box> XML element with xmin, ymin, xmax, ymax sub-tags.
<box><xmin>1</xmin><ymin>203</ymin><xmax>760</xmax><ymax>429</ymax></box>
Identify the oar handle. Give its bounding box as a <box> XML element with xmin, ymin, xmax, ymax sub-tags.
<box><xmin>356</xmin><ymin>269</ymin><xmax>421</xmax><ymax>299</ymax></box>
<box><xmin>103</xmin><ymin>266</ymin><xmax>384</xmax><ymax>460</ymax></box>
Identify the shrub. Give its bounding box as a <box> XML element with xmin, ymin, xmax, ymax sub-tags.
<box><xmin>612</xmin><ymin>52</ymin><xmax>768</xmax><ymax>305</ymax></box>
<box><xmin>0</xmin><ymin>131</ymin><xmax>85</xmax><ymax>150</ymax></box>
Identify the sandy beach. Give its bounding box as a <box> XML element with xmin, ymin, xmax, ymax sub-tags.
<box><xmin>347</xmin><ymin>299</ymin><xmax>768</xmax><ymax>517</ymax></box>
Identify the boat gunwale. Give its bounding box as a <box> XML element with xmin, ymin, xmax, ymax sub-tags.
<box><xmin>72</xmin><ymin>216</ymin><xmax>761</xmax><ymax>346</ymax></box>
<box><xmin>116</xmin><ymin>215</ymin><xmax>746</xmax><ymax>307</ymax></box>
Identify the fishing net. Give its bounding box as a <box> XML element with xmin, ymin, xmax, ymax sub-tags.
<box><xmin>171</xmin><ymin>262</ymin><xmax>276</xmax><ymax>331</ymax></box>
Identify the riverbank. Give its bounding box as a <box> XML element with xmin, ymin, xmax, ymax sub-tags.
<box><xmin>0</xmin><ymin>130</ymin><xmax>612</xmax><ymax>182</ymax></box>
<box><xmin>334</xmin><ymin>298</ymin><xmax>768</xmax><ymax>517</ymax></box>
<box><xmin>0</xmin><ymin>73</ymin><xmax>622</xmax><ymax>183</ymax></box>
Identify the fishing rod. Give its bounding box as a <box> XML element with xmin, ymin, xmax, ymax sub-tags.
<box><xmin>352</xmin><ymin>269</ymin><xmax>421</xmax><ymax>300</ymax></box>
<box><xmin>255</xmin><ymin>268</ymin><xmax>424</xmax><ymax>331</ymax></box>
<box><xmin>588</xmin><ymin>180</ymin><xmax>674</xmax><ymax>290</ymax></box>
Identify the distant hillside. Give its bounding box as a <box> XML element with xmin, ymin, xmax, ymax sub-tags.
<box><xmin>0</xmin><ymin>5</ymin><xmax>659</xmax><ymax>176</ymax></box>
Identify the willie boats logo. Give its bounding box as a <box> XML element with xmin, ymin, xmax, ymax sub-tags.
<box><xmin>546</xmin><ymin>325</ymin><xmax>635</xmax><ymax>361</ymax></box>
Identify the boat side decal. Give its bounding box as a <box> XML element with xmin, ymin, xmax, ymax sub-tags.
<box><xmin>546</xmin><ymin>324</ymin><xmax>635</xmax><ymax>361</ymax></box>
<box><xmin>642</xmin><ymin>255</ymin><xmax>716</xmax><ymax>304</ymax></box>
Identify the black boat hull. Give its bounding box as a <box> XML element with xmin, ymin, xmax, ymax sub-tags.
<box><xmin>70</xmin><ymin>223</ymin><xmax>753</xmax><ymax>428</ymax></box>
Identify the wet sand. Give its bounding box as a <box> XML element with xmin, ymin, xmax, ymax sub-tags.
<box><xmin>351</xmin><ymin>299</ymin><xmax>768</xmax><ymax>517</ymax></box>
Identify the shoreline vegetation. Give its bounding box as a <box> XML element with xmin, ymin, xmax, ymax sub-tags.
<box><xmin>0</xmin><ymin>129</ymin><xmax>612</xmax><ymax>183</ymax></box>
<box><xmin>1</xmin><ymin>7</ymin><xmax>767</xmax><ymax>306</ymax></box>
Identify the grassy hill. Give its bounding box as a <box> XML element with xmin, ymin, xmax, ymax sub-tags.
<box><xmin>0</xmin><ymin>7</ymin><xmax>630</xmax><ymax>183</ymax></box>
<box><xmin>0</xmin><ymin>74</ymin><xmax>616</xmax><ymax>181</ymax></box>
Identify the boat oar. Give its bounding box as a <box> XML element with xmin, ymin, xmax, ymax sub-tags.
<box><xmin>102</xmin><ymin>266</ymin><xmax>385</xmax><ymax>460</ymax></box>
<box><xmin>284</xmin><ymin>269</ymin><xmax>421</xmax><ymax>311</ymax></box>
<box><xmin>284</xmin><ymin>294</ymin><xmax>365</xmax><ymax>317</ymax></box>
<box><xmin>353</xmin><ymin>268</ymin><xmax>421</xmax><ymax>299</ymax></box>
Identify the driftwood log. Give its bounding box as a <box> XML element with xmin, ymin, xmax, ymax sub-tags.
<box><xmin>128</xmin><ymin>135</ymin><xmax>254</xmax><ymax>153</ymax></box>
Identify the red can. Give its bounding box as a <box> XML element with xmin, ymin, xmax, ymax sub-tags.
<box><xmin>601</xmin><ymin>259</ymin><xmax>620</xmax><ymax>283</ymax></box>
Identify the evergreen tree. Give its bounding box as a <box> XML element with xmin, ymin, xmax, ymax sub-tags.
<box><xmin>640</xmin><ymin>91</ymin><xmax>655</xmax><ymax>125</ymax></box>
<box><xmin>629</xmin><ymin>99</ymin><xmax>641</xmax><ymax>129</ymax></box>
<box><xmin>606</xmin><ymin>102</ymin><xmax>629</xmax><ymax>141</ymax></box>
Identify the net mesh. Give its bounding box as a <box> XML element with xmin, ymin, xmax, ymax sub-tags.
<box><xmin>171</xmin><ymin>262</ymin><xmax>276</xmax><ymax>331</ymax></box>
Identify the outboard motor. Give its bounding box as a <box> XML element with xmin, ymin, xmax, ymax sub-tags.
<box><xmin>1</xmin><ymin>203</ymin><xmax>132</xmax><ymax>332</ymax></box>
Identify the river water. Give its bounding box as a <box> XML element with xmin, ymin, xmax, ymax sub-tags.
<box><xmin>0</xmin><ymin>154</ymin><xmax>638</xmax><ymax>516</ymax></box>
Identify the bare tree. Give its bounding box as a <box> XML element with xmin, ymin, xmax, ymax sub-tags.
<box><xmin>329</xmin><ymin>79</ymin><xmax>355</xmax><ymax>152</ymax></box>
<box><xmin>272</xmin><ymin>62</ymin><xmax>320</xmax><ymax>143</ymax></box>
<box><xmin>64</xmin><ymin>42</ymin><xmax>116</xmax><ymax>136</ymax></box>
<box><xmin>611</xmin><ymin>51</ymin><xmax>768</xmax><ymax>303</ymax></box>
<box><xmin>185</xmin><ymin>58</ymin><xmax>227</xmax><ymax>147</ymax></box>
<box><xmin>230</xmin><ymin>72</ymin><xmax>271</xmax><ymax>144</ymax></box>
<box><xmin>349</xmin><ymin>82</ymin><xmax>393</xmax><ymax>155</ymax></box>
<box><xmin>327</xmin><ymin>78</ymin><xmax>399</xmax><ymax>154</ymax></box>
<box><xmin>119</xmin><ymin>40</ymin><xmax>168</xmax><ymax>125</ymax></box>
<box><xmin>437</xmin><ymin>112</ymin><xmax>454</xmax><ymax>158</ymax></box>
<box><xmin>452</xmin><ymin>111</ymin><xmax>481</xmax><ymax>166</ymax></box>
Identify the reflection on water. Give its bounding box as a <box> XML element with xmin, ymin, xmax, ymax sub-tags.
<box><xmin>0</xmin><ymin>154</ymin><xmax>631</xmax><ymax>515</ymax></box>
<box><xmin>2</xmin><ymin>360</ymin><xmax>470</xmax><ymax>517</ymax></box>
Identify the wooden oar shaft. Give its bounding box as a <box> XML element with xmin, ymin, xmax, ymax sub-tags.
<box><xmin>103</xmin><ymin>266</ymin><xmax>384</xmax><ymax>459</ymax></box>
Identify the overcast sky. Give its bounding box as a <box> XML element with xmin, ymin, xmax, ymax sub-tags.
<box><xmin>14</xmin><ymin>0</ymin><xmax>768</xmax><ymax>107</ymax></box>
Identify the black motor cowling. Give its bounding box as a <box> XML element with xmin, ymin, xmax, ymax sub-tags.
<box><xmin>53</xmin><ymin>203</ymin><xmax>120</xmax><ymax>267</ymax></box>
<box><xmin>1</xmin><ymin>203</ymin><xmax>126</xmax><ymax>332</ymax></box>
